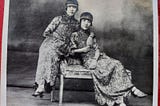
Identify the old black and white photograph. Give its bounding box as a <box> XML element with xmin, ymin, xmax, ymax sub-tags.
<box><xmin>4</xmin><ymin>0</ymin><xmax>158</xmax><ymax>106</ymax></box>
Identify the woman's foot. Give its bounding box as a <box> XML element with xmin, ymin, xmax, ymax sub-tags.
<box><xmin>119</xmin><ymin>103</ymin><xmax>126</xmax><ymax>106</ymax></box>
<box><xmin>33</xmin><ymin>83</ymin><xmax>38</xmax><ymax>91</ymax></box>
<box><xmin>32</xmin><ymin>85</ymin><xmax>45</xmax><ymax>98</ymax></box>
<box><xmin>32</xmin><ymin>91</ymin><xmax>44</xmax><ymax>98</ymax></box>
<box><xmin>132</xmin><ymin>87</ymin><xmax>147</xmax><ymax>98</ymax></box>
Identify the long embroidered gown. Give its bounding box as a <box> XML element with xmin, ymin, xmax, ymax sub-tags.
<box><xmin>71</xmin><ymin>29</ymin><xmax>134</xmax><ymax>106</ymax></box>
<box><xmin>35</xmin><ymin>14</ymin><xmax>79</xmax><ymax>88</ymax></box>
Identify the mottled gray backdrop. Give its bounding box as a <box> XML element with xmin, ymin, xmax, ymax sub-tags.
<box><xmin>7</xmin><ymin>0</ymin><xmax>153</xmax><ymax>94</ymax></box>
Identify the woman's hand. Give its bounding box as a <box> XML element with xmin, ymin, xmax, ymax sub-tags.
<box><xmin>89</xmin><ymin>59</ymin><xmax>97</xmax><ymax>70</ymax></box>
<box><xmin>69</xmin><ymin>50</ymin><xmax>76</xmax><ymax>56</ymax></box>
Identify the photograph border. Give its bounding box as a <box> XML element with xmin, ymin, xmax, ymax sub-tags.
<box><xmin>152</xmin><ymin>0</ymin><xmax>159</xmax><ymax>106</ymax></box>
<box><xmin>0</xmin><ymin>0</ymin><xmax>159</xmax><ymax>106</ymax></box>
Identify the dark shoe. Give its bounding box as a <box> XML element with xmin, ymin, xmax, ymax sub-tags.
<box><xmin>44</xmin><ymin>82</ymin><xmax>53</xmax><ymax>93</ymax></box>
<box><xmin>33</xmin><ymin>83</ymin><xmax>38</xmax><ymax>91</ymax></box>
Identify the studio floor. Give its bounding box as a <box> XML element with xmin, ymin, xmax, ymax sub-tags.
<box><xmin>7</xmin><ymin>51</ymin><xmax>153</xmax><ymax>106</ymax></box>
<box><xmin>7</xmin><ymin>87</ymin><xmax>152</xmax><ymax>106</ymax></box>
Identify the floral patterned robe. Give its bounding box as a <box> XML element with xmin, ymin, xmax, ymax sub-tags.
<box><xmin>35</xmin><ymin>14</ymin><xmax>79</xmax><ymax>87</ymax></box>
<box><xmin>71</xmin><ymin>29</ymin><xmax>134</xmax><ymax>106</ymax></box>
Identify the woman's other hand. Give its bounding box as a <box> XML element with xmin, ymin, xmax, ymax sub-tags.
<box><xmin>89</xmin><ymin>59</ymin><xmax>97</xmax><ymax>70</ymax></box>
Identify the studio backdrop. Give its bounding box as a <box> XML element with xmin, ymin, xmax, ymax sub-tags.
<box><xmin>7</xmin><ymin>0</ymin><xmax>153</xmax><ymax>94</ymax></box>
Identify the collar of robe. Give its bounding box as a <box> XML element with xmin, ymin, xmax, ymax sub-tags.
<box><xmin>79</xmin><ymin>28</ymin><xmax>90</xmax><ymax>36</ymax></box>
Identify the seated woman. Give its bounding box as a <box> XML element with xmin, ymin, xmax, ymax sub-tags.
<box><xmin>70</xmin><ymin>12</ymin><xmax>147</xmax><ymax>106</ymax></box>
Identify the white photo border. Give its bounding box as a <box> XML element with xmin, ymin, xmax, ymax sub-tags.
<box><xmin>152</xmin><ymin>0</ymin><xmax>158</xmax><ymax>105</ymax></box>
<box><xmin>1</xmin><ymin>0</ymin><xmax>10</xmax><ymax>106</ymax></box>
<box><xmin>1</xmin><ymin>0</ymin><xmax>159</xmax><ymax>106</ymax></box>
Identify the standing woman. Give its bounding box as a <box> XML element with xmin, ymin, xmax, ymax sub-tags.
<box><xmin>32</xmin><ymin>0</ymin><xmax>79</xmax><ymax>97</ymax></box>
<box><xmin>70</xmin><ymin>12</ymin><xmax>147</xmax><ymax>106</ymax></box>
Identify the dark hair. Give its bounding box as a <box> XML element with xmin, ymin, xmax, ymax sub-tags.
<box><xmin>80</xmin><ymin>12</ymin><xmax>93</xmax><ymax>26</ymax></box>
<box><xmin>65</xmin><ymin>0</ymin><xmax>78</xmax><ymax>12</ymax></box>
<box><xmin>65</xmin><ymin>0</ymin><xmax>78</xmax><ymax>6</ymax></box>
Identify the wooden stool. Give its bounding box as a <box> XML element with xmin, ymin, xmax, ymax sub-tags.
<box><xmin>51</xmin><ymin>60</ymin><xmax>92</xmax><ymax>105</ymax></box>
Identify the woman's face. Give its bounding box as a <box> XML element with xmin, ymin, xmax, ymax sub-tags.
<box><xmin>66</xmin><ymin>4</ymin><xmax>77</xmax><ymax>16</ymax></box>
<box><xmin>81</xmin><ymin>19</ymin><xmax>92</xmax><ymax>30</ymax></box>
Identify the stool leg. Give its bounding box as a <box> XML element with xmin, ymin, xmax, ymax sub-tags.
<box><xmin>59</xmin><ymin>74</ymin><xmax>64</xmax><ymax>104</ymax></box>
<box><xmin>51</xmin><ymin>87</ymin><xmax>55</xmax><ymax>102</ymax></box>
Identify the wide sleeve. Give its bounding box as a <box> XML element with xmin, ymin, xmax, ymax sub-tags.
<box><xmin>43</xmin><ymin>16</ymin><xmax>61</xmax><ymax>37</ymax></box>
